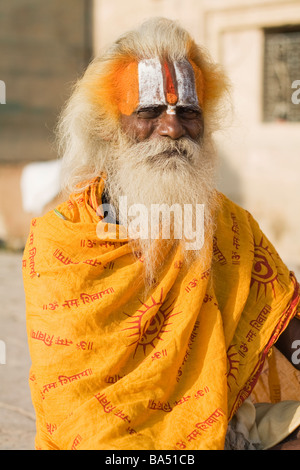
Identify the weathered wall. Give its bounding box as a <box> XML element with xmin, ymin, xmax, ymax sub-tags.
<box><xmin>93</xmin><ymin>0</ymin><xmax>300</xmax><ymax>273</ymax></box>
<box><xmin>203</xmin><ymin>0</ymin><xmax>300</xmax><ymax>272</ymax></box>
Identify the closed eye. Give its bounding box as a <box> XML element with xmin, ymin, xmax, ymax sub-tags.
<box><xmin>176</xmin><ymin>106</ymin><xmax>202</xmax><ymax>119</ymax></box>
<box><xmin>136</xmin><ymin>106</ymin><xmax>164</xmax><ymax>119</ymax></box>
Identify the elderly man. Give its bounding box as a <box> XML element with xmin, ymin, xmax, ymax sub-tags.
<box><xmin>23</xmin><ymin>18</ymin><xmax>300</xmax><ymax>450</ymax></box>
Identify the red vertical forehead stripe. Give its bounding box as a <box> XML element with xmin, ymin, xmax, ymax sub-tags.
<box><xmin>164</xmin><ymin>62</ymin><xmax>178</xmax><ymax>105</ymax></box>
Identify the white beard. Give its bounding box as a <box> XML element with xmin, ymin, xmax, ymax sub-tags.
<box><xmin>104</xmin><ymin>132</ymin><xmax>219</xmax><ymax>284</ymax></box>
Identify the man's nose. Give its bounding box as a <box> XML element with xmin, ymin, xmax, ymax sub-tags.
<box><xmin>156</xmin><ymin>111</ymin><xmax>186</xmax><ymax>140</ymax></box>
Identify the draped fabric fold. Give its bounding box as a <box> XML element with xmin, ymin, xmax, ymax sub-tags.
<box><xmin>23</xmin><ymin>180</ymin><xmax>300</xmax><ymax>450</ymax></box>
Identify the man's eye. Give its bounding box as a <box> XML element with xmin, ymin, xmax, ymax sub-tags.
<box><xmin>137</xmin><ymin>107</ymin><xmax>162</xmax><ymax>119</ymax></box>
<box><xmin>177</xmin><ymin>107</ymin><xmax>201</xmax><ymax>119</ymax></box>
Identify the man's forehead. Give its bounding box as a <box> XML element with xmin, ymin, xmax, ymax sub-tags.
<box><xmin>138</xmin><ymin>58</ymin><xmax>199</xmax><ymax>110</ymax></box>
<box><xmin>117</xmin><ymin>57</ymin><xmax>202</xmax><ymax>116</ymax></box>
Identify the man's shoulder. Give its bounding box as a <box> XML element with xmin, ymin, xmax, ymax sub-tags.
<box><xmin>216</xmin><ymin>192</ymin><xmax>258</xmax><ymax>233</ymax></box>
<box><xmin>24</xmin><ymin>197</ymin><xmax>75</xmax><ymax>247</ymax></box>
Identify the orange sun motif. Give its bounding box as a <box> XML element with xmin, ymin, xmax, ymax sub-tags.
<box><xmin>250</xmin><ymin>236</ymin><xmax>282</xmax><ymax>300</ymax></box>
<box><xmin>123</xmin><ymin>288</ymin><xmax>182</xmax><ymax>358</ymax></box>
<box><xmin>226</xmin><ymin>345</ymin><xmax>240</xmax><ymax>391</ymax></box>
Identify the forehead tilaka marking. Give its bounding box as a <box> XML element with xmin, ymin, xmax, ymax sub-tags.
<box><xmin>137</xmin><ymin>58</ymin><xmax>199</xmax><ymax>114</ymax></box>
<box><xmin>173</xmin><ymin>60</ymin><xmax>199</xmax><ymax>107</ymax></box>
<box><xmin>138</xmin><ymin>58</ymin><xmax>165</xmax><ymax>107</ymax></box>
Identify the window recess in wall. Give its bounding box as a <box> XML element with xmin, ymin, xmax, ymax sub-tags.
<box><xmin>263</xmin><ymin>25</ymin><xmax>300</xmax><ymax>122</ymax></box>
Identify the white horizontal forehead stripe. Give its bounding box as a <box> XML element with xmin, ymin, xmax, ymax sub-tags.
<box><xmin>173</xmin><ymin>59</ymin><xmax>199</xmax><ymax>106</ymax></box>
<box><xmin>138</xmin><ymin>58</ymin><xmax>165</xmax><ymax>106</ymax></box>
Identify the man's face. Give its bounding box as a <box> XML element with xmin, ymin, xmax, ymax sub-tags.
<box><xmin>118</xmin><ymin>58</ymin><xmax>204</xmax><ymax>144</ymax></box>
<box><xmin>106</xmin><ymin>57</ymin><xmax>216</xmax><ymax>207</ymax></box>
<box><xmin>120</xmin><ymin>103</ymin><xmax>204</xmax><ymax>143</ymax></box>
<box><xmin>105</xmin><ymin>56</ymin><xmax>218</xmax><ymax>258</ymax></box>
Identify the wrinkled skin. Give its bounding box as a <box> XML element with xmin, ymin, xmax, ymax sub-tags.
<box><xmin>120</xmin><ymin>104</ymin><xmax>204</xmax><ymax>143</ymax></box>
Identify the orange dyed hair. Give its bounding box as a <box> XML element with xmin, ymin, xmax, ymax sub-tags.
<box><xmin>82</xmin><ymin>57</ymin><xmax>139</xmax><ymax>119</ymax></box>
<box><xmin>187</xmin><ymin>40</ymin><xmax>228</xmax><ymax>118</ymax></box>
<box><xmin>190</xmin><ymin>61</ymin><xmax>204</xmax><ymax>107</ymax></box>
<box><xmin>84</xmin><ymin>56</ymin><xmax>206</xmax><ymax>118</ymax></box>
<box><xmin>79</xmin><ymin>19</ymin><xmax>229</xmax><ymax>123</ymax></box>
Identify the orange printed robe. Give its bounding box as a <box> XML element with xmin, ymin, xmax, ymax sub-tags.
<box><xmin>23</xmin><ymin>179</ymin><xmax>300</xmax><ymax>450</ymax></box>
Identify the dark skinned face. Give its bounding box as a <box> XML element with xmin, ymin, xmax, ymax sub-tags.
<box><xmin>118</xmin><ymin>58</ymin><xmax>204</xmax><ymax>144</ymax></box>
<box><xmin>119</xmin><ymin>105</ymin><xmax>204</xmax><ymax>143</ymax></box>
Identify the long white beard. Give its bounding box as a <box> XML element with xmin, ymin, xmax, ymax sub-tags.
<box><xmin>104</xmin><ymin>132</ymin><xmax>219</xmax><ymax>284</ymax></box>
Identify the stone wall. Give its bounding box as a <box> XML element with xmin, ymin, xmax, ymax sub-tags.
<box><xmin>0</xmin><ymin>0</ymin><xmax>92</xmax><ymax>164</ymax></box>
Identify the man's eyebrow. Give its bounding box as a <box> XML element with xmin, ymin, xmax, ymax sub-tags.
<box><xmin>134</xmin><ymin>104</ymin><xmax>203</xmax><ymax>114</ymax></box>
<box><xmin>177</xmin><ymin>104</ymin><xmax>202</xmax><ymax>112</ymax></box>
<box><xmin>135</xmin><ymin>104</ymin><xmax>164</xmax><ymax>112</ymax></box>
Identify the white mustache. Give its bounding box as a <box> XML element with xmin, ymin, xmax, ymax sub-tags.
<box><xmin>120</xmin><ymin>136</ymin><xmax>202</xmax><ymax>166</ymax></box>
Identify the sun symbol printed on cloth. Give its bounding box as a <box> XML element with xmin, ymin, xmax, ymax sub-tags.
<box><xmin>251</xmin><ymin>235</ymin><xmax>283</xmax><ymax>300</ymax></box>
<box><xmin>122</xmin><ymin>288</ymin><xmax>182</xmax><ymax>358</ymax></box>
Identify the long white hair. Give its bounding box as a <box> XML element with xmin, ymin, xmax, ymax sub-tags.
<box><xmin>56</xmin><ymin>17</ymin><xmax>230</xmax><ymax>195</ymax></box>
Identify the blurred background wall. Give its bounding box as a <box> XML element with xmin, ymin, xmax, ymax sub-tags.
<box><xmin>0</xmin><ymin>0</ymin><xmax>299</xmax><ymax>273</ymax></box>
<box><xmin>0</xmin><ymin>0</ymin><xmax>93</xmax><ymax>247</ymax></box>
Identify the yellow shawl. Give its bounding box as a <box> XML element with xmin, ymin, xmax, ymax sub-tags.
<box><xmin>23</xmin><ymin>180</ymin><xmax>300</xmax><ymax>450</ymax></box>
